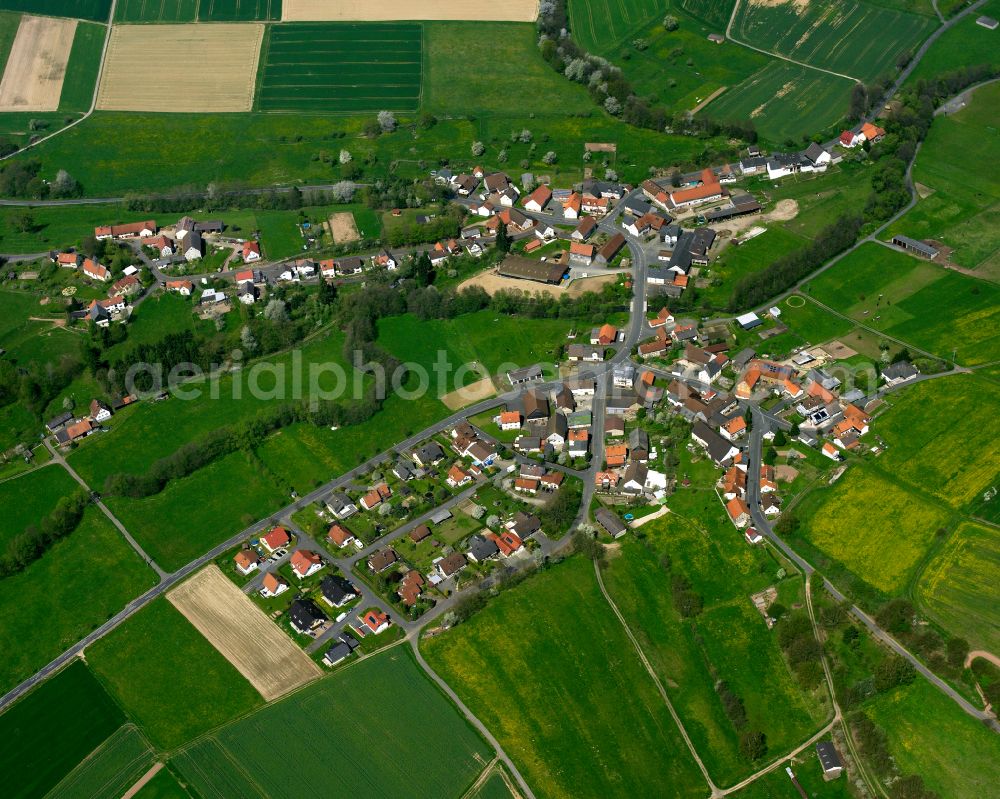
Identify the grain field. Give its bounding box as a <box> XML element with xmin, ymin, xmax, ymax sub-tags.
<box><xmin>96</xmin><ymin>23</ymin><xmax>264</xmax><ymax>112</ymax></box>
<box><xmin>167</xmin><ymin>565</ymin><xmax>320</xmax><ymax>701</ymax></box>
<box><xmin>0</xmin><ymin>15</ymin><xmax>77</xmax><ymax>112</ymax></box>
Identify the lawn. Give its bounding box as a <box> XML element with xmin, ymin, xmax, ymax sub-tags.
<box><xmin>0</xmin><ymin>659</ymin><xmax>124</xmax><ymax>799</ymax></box>
<box><xmin>57</xmin><ymin>20</ymin><xmax>105</xmax><ymax>112</ymax></box>
<box><xmin>422</xmin><ymin>555</ymin><xmax>709</xmax><ymax>799</ymax></box>
<box><xmin>731</xmin><ymin>0</ymin><xmax>936</xmax><ymax>82</ymax></box>
<box><xmin>704</xmin><ymin>226</ymin><xmax>810</xmax><ymax>309</ymax></box>
<box><xmin>602</xmin><ymin>530</ymin><xmax>825</xmax><ymax>787</ymax></box>
<box><xmin>863</xmin><ymin>678</ymin><xmax>1000</xmax><ymax>797</ymax></box>
<box><xmin>804</xmin><ymin>242</ymin><xmax>1000</xmax><ymax>365</ymax></box>
<box><xmin>197</xmin><ymin>0</ymin><xmax>279</xmax><ymax>20</ymax></box>
<box><xmin>916</xmin><ymin>521</ymin><xmax>999</xmax><ymax>655</ymax></box>
<box><xmin>86</xmin><ymin>597</ymin><xmax>264</xmax><ymax>749</ymax></box>
<box><xmin>376</xmin><ymin>310</ymin><xmax>572</xmax><ymax>394</ymax></box>
<box><xmin>46</xmin><ymin>724</ymin><xmax>157</xmax><ymax>799</ymax></box>
<box><xmin>424</xmin><ymin>22</ymin><xmax>593</xmax><ymax>117</ymax></box>
<box><xmin>778</xmin><ymin>295</ymin><xmax>854</xmax><ymax>345</ymax></box>
<box><xmin>906</xmin><ymin>0</ymin><xmax>1000</xmax><ymax>83</ymax></box>
<box><xmin>0</xmin><ymin>506</ymin><xmax>157</xmax><ymax>694</ymax></box>
<box><xmin>703</xmin><ymin>61</ymin><xmax>853</xmax><ymax>144</ymax></box>
<box><xmin>257</xmin><ymin>23</ymin><xmax>421</xmax><ymax>113</ymax></box>
<box><xmin>0</xmin><ymin>0</ymin><xmax>111</xmax><ymax>21</ymax></box>
<box><xmin>115</xmin><ymin>0</ymin><xmax>197</xmax><ymax>22</ymax></box>
<box><xmin>0</xmin><ymin>462</ymin><xmax>77</xmax><ymax>549</ymax></box>
<box><xmin>174</xmin><ymin>647</ymin><xmax>493</xmax><ymax>798</ymax></box>
<box><xmin>793</xmin><ymin>466</ymin><xmax>951</xmax><ymax>597</ymax></box>
<box><xmin>887</xmin><ymin>81</ymin><xmax>1000</xmax><ymax>273</ymax></box>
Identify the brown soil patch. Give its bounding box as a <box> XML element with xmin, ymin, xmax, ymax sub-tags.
<box><xmin>823</xmin><ymin>340</ymin><xmax>858</xmax><ymax>359</ymax></box>
<box><xmin>327</xmin><ymin>212</ymin><xmax>360</xmax><ymax>243</ymax></box>
<box><xmin>914</xmin><ymin>182</ymin><xmax>935</xmax><ymax>199</ymax></box>
<box><xmin>441</xmin><ymin>375</ymin><xmax>497</xmax><ymax>410</ymax></box>
<box><xmin>283</xmin><ymin>0</ymin><xmax>539</xmax><ymax>21</ymax></box>
<box><xmin>167</xmin><ymin>565</ymin><xmax>320</xmax><ymax>701</ymax></box>
<box><xmin>458</xmin><ymin>269</ymin><xmax>618</xmax><ymax>299</ymax></box>
<box><xmin>749</xmin><ymin>0</ymin><xmax>810</xmax><ymax>10</ymax></box>
<box><xmin>0</xmin><ymin>16</ymin><xmax>77</xmax><ymax>112</ymax></box>
<box><xmin>775</xmin><ymin>465</ymin><xmax>799</xmax><ymax>482</ymax></box>
<box><xmin>97</xmin><ymin>24</ymin><xmax>264</xmax><ymax>112</ymax></box>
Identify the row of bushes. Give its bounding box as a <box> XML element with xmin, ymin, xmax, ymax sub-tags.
<box><xmin>0</xmin><ymin>489</ymin><xmax>90</xmax><ymax>578</ymax></box>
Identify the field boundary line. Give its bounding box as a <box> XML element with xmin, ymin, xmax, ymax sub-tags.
<box><xmin>724</xmin><ymin>0</ymin><xmax>859</xmax><ymax>83</ymax></box>
<box><xmin>120</xmin><ymin>761</ymin><xmax>163</xmax><ymax>799</ymax></box>
<box><xmin>592</xmin><ymin>558</ymin><xmax>721</xmax><ymax>796</ymax></box>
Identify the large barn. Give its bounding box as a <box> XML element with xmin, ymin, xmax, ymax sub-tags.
<box><xmin>498</xmin><ymin>255</ymin><xmax>566</xmax><ymax>285</ymax></box>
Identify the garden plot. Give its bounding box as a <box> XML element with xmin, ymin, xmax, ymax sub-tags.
<box><xmin>0</xmin><ymin>15</ymin><xmax>76</xmax><ymax>111</ymax></box>
<box><xmin>96</xmin><ymin>23</ymin><xmax>263</xmax><ymax>112</ymax></box>
<box><xmin>166</xmin><ymin>565</ymin><xmax>320</xmax><ymax>701</ymax></box>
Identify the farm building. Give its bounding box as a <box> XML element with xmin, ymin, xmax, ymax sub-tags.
<box><xmin>498</xmin><ymin>255</ymin><xmax>565</xmax><ymax>284</ymax></box>
<box><xmin>891</xmin><ymin>235</ymin><xmax>939</xmax><ymax>259</ymax></box>
<box><xmin>815</xmin><ymin>741</ymin><xmax>843</xmax><ymax>778</ymax></box>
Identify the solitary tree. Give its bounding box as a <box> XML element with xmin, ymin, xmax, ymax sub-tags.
<box><xmin>377</xmin><ymin>110</ymin><xmax>397</xmax><ymax>133</ymax></box>
<box><xmin>338</xmin><ymin>149</ymin><xmax>352</xmax><ymax>164</ymax></box>
<box><xmin>542</xmin><ymin>150</ymin><xmax>558</xmax><ymax>165</ymax></box>
<box><xmin>471</xmin><ymin>141</ymin><xmax>485</xmax><ymax>157</ymax></box>
<box><xmin>240</xmin><ymin>325</ymin><xmax>258</xmax><ymax>353</ymax></box>
<box><xmin>663</xmin><ymin>14</ymin><xmax>679</xmax><ymax>31</ymax></box>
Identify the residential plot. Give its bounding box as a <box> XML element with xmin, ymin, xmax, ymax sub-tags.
<box><xmin>257</xmin><ymin>22</ymin><xmax>421</xmax><ymax>113</ymax></box>
<box><xmin>96</xmin><ymin>23</ymin><xmax>264</xmax><ymax>112</ymax></box>
<box><xmin>731</xmin><ymin>0</ymin><xmax>936</xmax><ymax>82</ymax></box>
<box><xmin>282</xmin><ymin>0</ymin><xmax>538</xmax><ymax>22</ymax></box>
<box><xmin>174</xmin><ymin>648</ymin><xmax>494</xmax><ymax>799</ymax></box>
<box><xmin>0</xmin><ymin>15</ymin><xmax>77</xmax><ymax>111</ymax></box>
<box><xmin>166</xmin><ymin>565</ymin><xmax>321</xmax><ymax>701</ymax></box>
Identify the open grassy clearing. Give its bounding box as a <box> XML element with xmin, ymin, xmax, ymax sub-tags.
<box><xmin>424</xmin><ymin>22</ymin><xmax>593</xmax><ymax>116</ymax></box>
<box><xmin>703</xmin><ymin>225</ymin><xmax>809</xmax><ymax>308</ymax></box>
<box><xmin>803</xmin><ymin>242</ymin><xmax>1000</xmax><ymax>365</ymax></box>
<box><xmin>174</xmin><ymin>647</ymin><xmax>493</xmax><ymax>799</ymax></box>
<box><xmin>702</xmin><ymin>61</ymin><xmax>852</xmax><ymax>143</ymax></box>
<box><xmin>754</xmin><ymin>163</ymin><xmax>872</xmax><ymax>239</ymax></box>
<box><xmin>423</xmin><ymin>555</ymin><xmax>708</xmax><ymax>799</ymax></box>
<box><xmin>916</xmin><ymin>521</ymin><xmax>1000</xmax><ymax>655</ymax></box>
<box><xmin>0</xmin><ymin>506</ymin><xmax>157</xmax><ymax>694</ymax></box>
<box><xmin>46</xmin><ymin>724</ymin><xmax>157</xmax><ymax>799</ymax></box>
<box><xmin>863</xmin><ymin>677</ymin><xmax>1000</xmax><ymax>797</ymax></box>
<box><xmin>731</xmin><ymin>0</ymin><xmax>936</xmax><ymax>82</ymax></box>
<box><xmin>0</xmin><ymin>462</ymin><xmax>76</xmax><ymax>548</ymax></box>
<box><xmin>0</xmin><ymin>0</ymin><xmax>110</xmax><ymax>21</ymax></box>
<box><xmin>199</xmin><ymin>0</ymin><xmax>280</xmax><ymax>20</ymax></box>
<box><xmin>115</xmin><ymin>0</ymin><xmax>197</xmax><ymax>22</ymax></box>
<box><xmin>906</xmin><ymin>0</ymin><xmax>1000</xmax><ymax>83</ymax></box>
<box><xmin>0</xmin><ymin>660</ymin><xmax>124</xmax><ymax>799</ymax></box>
<box><xmin>602</xmin><ymin>529</ymin><xmax>824</xmax><ymax>786</ymax></box>
<box><xmin>86</xmin><ymin>597</ymin><xmax>264</xmax><ymax>749</ymax></box>
<box><xmin>57</xmin><ymin>19</ymin><xmax>105</xmax><ymax>112</ymax></box>
<box><xmin>794</xmin><ymin>466</ymin><xmax>950</xmax><ymax>596</ymax></box>
<box><xmin>887</xmin><ymin>81</ymin><xmax>1000</xmax><ymax>273</ymax></box>
<box><xmin>257</xmin><ymin>22</ymin><xmax>421</xmax><ymax>113</ymax></box>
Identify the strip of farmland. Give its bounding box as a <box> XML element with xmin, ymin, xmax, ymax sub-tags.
<box><xmin>257</xmin><ymin>22</ymin><xmax>422</xmax><ymax>113</ymax></box>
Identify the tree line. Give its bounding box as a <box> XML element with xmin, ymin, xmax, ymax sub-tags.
<box><xmin>0</xmin><ymin>489</ymin><xmax>90</xmax><ymax>578</ymax></box>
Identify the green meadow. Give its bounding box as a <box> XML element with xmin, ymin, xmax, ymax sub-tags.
<box><xmin>46</xmin><ymin>724</ymin><xmax>157</xmax><ymax>799</ymax></box>
<box><xmin>0</xmin><ymin>463</ymin><xmax>76</xmax><ymax>548</ymax></box>
<box><xmin>906</xmin><ymin>0</ymin><xmax>1000</xmax><ymax>83</ymax></box>
<box><xmin>58</xmin><ymin>21</ymin><xmax>106</xmax><ymax>113</ymax></box>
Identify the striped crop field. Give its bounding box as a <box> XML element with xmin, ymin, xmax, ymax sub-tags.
<box><xmin>568</xmin><ymin>0</ymin><xmax>668</xmax><ymax>54</ymax></box>
<box><xmin>197</xmin><ymin>0</ymin><xmax>280</xmax><ymax>20</ymax></box>
<box><xmin>256</xmin><ymin>22</ymin><xmax>421</xmax><ymax>113</ymax></box>
<box><xmin>114</xmin><ymin>0</ymin><xmax>197</xmax><ymax>22</ymax></box>
<box><xmin>731</xmin><ymin>0</ymin><xmax>936</xmax><ymax>82</ymax></box>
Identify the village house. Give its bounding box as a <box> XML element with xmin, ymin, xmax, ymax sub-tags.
<box><xmin>260</xmin><ymin>526</ymin><xmax>291</xmax><ymax>554</ymax></box>
<box><xmin>322</xmin><ymin>642</ymin><xmax>353</xmax><ymax>667</ymax></box>
<box><xmin>367</xmin><ymin>547</ymin><xmax>398</xmax><ymax>573</ymax></box>
<box><xmin>726</xmin><ymin>497</ymin><xmax>751</xmax><ymax>528</ymax></box>
<box><xmin>467</xmin><ymin>534</ymin><xmax>500</xmax><ymax>563</ymax></box>
<box><xmin>487</xmin><ymin>529</ymin><xmax>523</xmax><ymax>557</ymax></box>
<box><xmin>89</xmin><ymin>399</ymin><xmax>113</xmax><ymax>423</ymax></box>
<box><xmin>111</xmin><ymin>275</ymin><xmax>140</xmax><ymax>297</ymax></box>
<box><xmin>326</xmin><ymin>492</ymin><xmax>357</xmax><ymax>519</ymax></box>
<box><xmin>166</xmin><ymin>279</ymin><xmax>193</xmax><ymax>296</ymax></box>
<box><xmin>288</xmin><ymin>599</ymin><xmax>327</xmax><ymax>635</ymax></box>
<box><xmin>82</xmin><ymin>259</ymin><xmax>109</xmax><ymax>282</ymax></box>
<box><xmin>53</xmin><ymin>251</ymin><xmax>81</xmax><ymax>269</ymax></box>
<box><xmin>447</xmin><ymin>463</ymin><xmax>472</xmax><ymax>487</ymax></box>
<box><xmin>436</xmin><ymin>551</ymin><xmax>468</xmax><ymax>579</ymax></box>
<box><xmin>260</xmin><ymin>572</ymin><xmax>289</xmax><ymax>598</ymax></box>
<box><xmin>359</xmin><ymin>609</ymin><xmax>390</xmax><ymax>635</ymax></box>
<box><xmin>882</xmin><ymin>361</ymin><xmax>919</xmax><ymax>386</ymax></box>
<box><xmin>398</xmin><ymin>570</ymin><xmax>425</xmax><ymax>607</ymax></box>
<box><xmin>94</xmin><ymin>220</ymin><xmax>156</xmax><ymax>240</ymax></box>
<box><xmin>234</xmin><ymin>549</ymin><xmax>259</xmax><ymax>576</ymax></box>
<box><xmin>327</xmin><ymin>523</ymin><xmax>357</xmax><ymax>549</ymax></box>
<box><xmin>523</xmin><ymin>184</ymin><xmax>552</xmax><ymax>212</ymax></box>
<box><xmin>242</xmin><ymin>241</ymin><xmax>261</xmax><ymax>262</ymax></box>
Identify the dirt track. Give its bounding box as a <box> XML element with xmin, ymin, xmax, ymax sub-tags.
<box><xmin>283</xmin><ymin>0</ymin><xmax>538</xmax><ymax>21</ymax></box>
<box><xmin>0</xmin><ymin>16</ymin><xmax>76</xmax><ymax>112</ymax></box>
<box><xmin>441</xmin><ymin>375</ymin><xmax>497</xmax><ymax>410</ymax></box>
<box><xmin>458</xmin><ymin>270</ymin><xmax>617</xmax><ymax>299</ymax></box>
<box><xmin>167</xmin><ymin>565</ymin><xmax>320</xmax><ymax>701</ymax></box>
<box><xmin>97</xmin><ymin>24</ymin><xmax>264</xmax><ymax>112</ymax></box>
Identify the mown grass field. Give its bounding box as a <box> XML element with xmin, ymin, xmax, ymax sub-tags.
<box><xmin>602</xmin><ymin>529</ymin><xmax>824</xmax><ymax>787</ymax></box>
<box><xmin>794</xmin><ymin>467</ymin><xmax>950</xmax><ymax>596</ymax></box>
<box><xmin>257</xmin><ymin>23</ymin><xmax>421</xmax><ymax>113</ymax></box>
<box><xmin>704</xmin><ymin>226</ymin><xmax>808</xmax><ymax>308</ymax></box>
<box><xmin>1</xmin><ymin>660</ymin><xmax>124</xmax><ymax>799</ymax></box>
<box><xmin>0</xmin><ymin>506</ymin><xmax>157</xmax><ymax>693</ymax></box>
<box><xmin>906</xmin><ymin>0</ymin><xmax>1000</xmax><ymax>83</ymax></box>
<box><xmin>0</xmin><ymin>0</ymin><xmax>110</xmax><ymax>21</ymax></box>
<box><xmin>887</xmin><ymin>81</ymin><xmax>1000</xmax><ymax>276</ymax></box>
<box><xmin>916</xmin><ymin>521</ymin><xmax>999</xmax><ymax>655</ymax></box>
<box><xmin>115</xmin><ymin>0</ymin><xmax>197</xmax><ymax>22</ymax></box>
<box><xmin>0</xmin><ymin>463</ymin><xmax>76</xmax><ymax>548</ymax></box>
<box><xmin>46</xmin><ymin>724</ymin><xmax>157</xmax><ymax>799</ymax></box>
<box><xmin>864</xmin><ymin>678</ymin><xmax>1000</xmax><ymax>797</ymax></box>
<box><xmin>86</xmin><ymin>597</ymin><xmax>264</xmax><ymax>749</ymax></box>
<box><xmin>423</xmin><ymin>555</ymin><xmax>708</xmax><ymax>799</ymax></box>
<box><xmin>703</xmin><ymin>61</ymin><xmax>853</xmax><ymax>143</ymax></box>
<box><xmin>197</xmin><ymin>0</ymin><xmax>279</xmax><ymax>20</ymax></box>
<box><xmin>804</xmin><ymin>242</ymin><xmax>1000</xmax><ymax>365</ymax></box>
<box><xmin>174</xmin><ymin>647</ymin><xmax>493</xmax><ymax>799</ymax></box>
<box><xmin>731</xmin><ymin>0</ymin><xmax>936</xmax><ymax>82</ymax></box>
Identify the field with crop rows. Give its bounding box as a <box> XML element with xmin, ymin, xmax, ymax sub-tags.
<box><xmin>0</xmin><ymin>0</ymin><xmax>110</xmax><ymax>21</ymax></box>
<box><xmin>680</xmin><ymin>0</ymin><xmax>735</xmax><ymax>27</ymax></box>
<box><xmin>46</xmin><ymin>724</ymin><xmax>156</xmax><ymax>799</ymax></box>
<box><xmin>198</xmin><ymin>0</ymin><xmax>280</xmax><ymax>20</ymax></box>
<box><xmin>57</xmin><ymin>20</ymin><xmax>106</xmax><ymax>111</ymax></box>
<box><xmin>257</xmin><ymin>23</ymin><xmax>421</xmax><ymax>112</ymax></box>
<box><xmin>1</xmin><ymin>660</ymin><xmax>124</xmax><ymax>799</ymax></box>
<box><xmin>702</xmin><ymin>61</ymin><xmax>852</xmax><ymax>142</ymax></box>
<box><xmin>568</xmin><ymin>0</ymin><xmax>667</xmax><ymax>54</ymax></box>
<box><xmin>115</xmin><ymin>0</ymin><xmax>197</xmax><ymax>22</ymax></box>
<box><xmin>916</xmin><ymin>522</ymin><xmax>1000</xmax><ymax>655</ymax></box>
<box><xmin>731</xmin><ymin>0</ymin><xmax>936</xmax><ymax>82</ymax></box>
<box><xmin>174</xmin><ymin>648</ymin><xmax>493</xmax><ymax>799</ymax></box>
